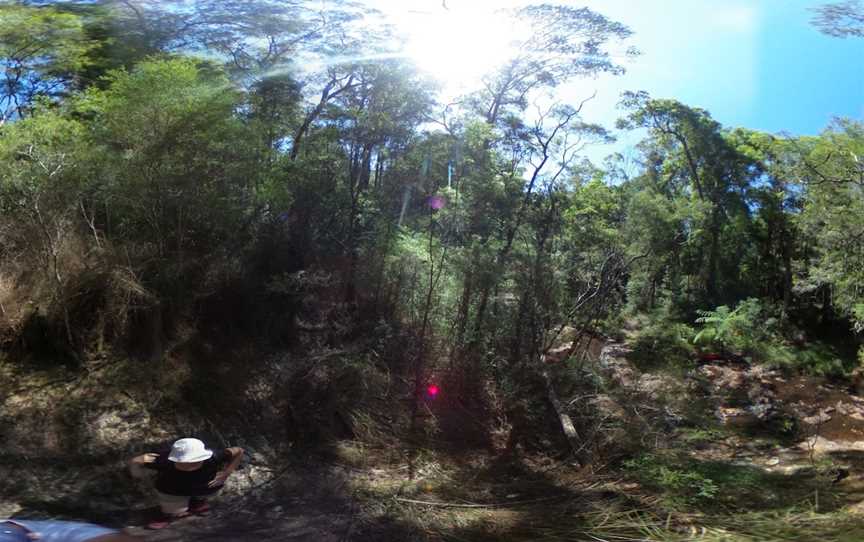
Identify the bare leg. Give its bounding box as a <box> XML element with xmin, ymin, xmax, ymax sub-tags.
<box><xmin>156</xmin><ymin>492</ymin><xmax>190</xmax><ymax>516</ymax></box>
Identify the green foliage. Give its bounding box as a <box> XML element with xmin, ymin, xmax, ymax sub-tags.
<box><xmin>565</xmin><ymin>177</ymin><xmax>624</xmax><ymax>254</ymax></box>
<box><xmin>0</xmin><ymin>106</ymin><xmax>89</xmax><ymax>249</ymax></box>
<box><xmin>694</xmin><ymin>302</ymin><xmax>747</xmax><ymax>352</ymax></box>
<box><xmin>78</xmin><ymin>57</ymin><xmax>252</xmax><ymax>282</ymax></box>
<box><xmin>0</xmin><ymin>1</ymin><xmax>862</xmax><ymax>487</ymax></box>
<box><xmin>624</xmin><ymin>454</ymin><xmax>720</xmax><ymax>505</ymax></box>
<box><xmin>694</xmin><ymin>298</ymin><xmax>784</xmax><ymax>354</ymax></box>
<box><xmin>0</xmin><ymin>108</ymin><xmax>88</xmax><ymax>192</ymax></box>
<box><xmin>628</xmin><ymin>307</ymin><xmax>696</xmax><ymax>371</ymax></box>
<box><xmin>618</xmin><ymin>92</ymin><xmax>766</xmax><ymax>311</ymax></box>
<box><xmin>0</xmin><ymin>4</ymin><xmax>96</xmax><ymax>120</ymax></box>
<box><xmin>768</xmin><ymin>341</ymin><xmax>853</xmax><ymax>378</ymax></box>
<box><xmin>624</xmin><ymin>452</ymin><xmax>841</xmax><ymax>512</ymax></box>
<box><xmin>691</xmin><ymin>299</ymin><xmax>855</xmax><ymax>376</ymax></box>
<box><xmin>797</xmin><ymin>120</ymin><xmax>864</xmax><ymax>328</ymax></box>
<box><xmin>677</xmin><ymin>426</ymin><xmax>729</xmax><ymax>444</ymax></box>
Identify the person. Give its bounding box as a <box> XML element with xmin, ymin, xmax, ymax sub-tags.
<box><xmin>129</xmin><ymin>437</ymin><xmax>244</xmax><ymax>529</ymax></box>
<box><xmin>0</xmin><ymin>519</ymin><xmax>140</xmax><ymax>541</ymax></box>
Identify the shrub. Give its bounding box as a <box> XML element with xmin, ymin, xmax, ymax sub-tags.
<box><xmin>624</xmin><ymin>454</ymin><xmax>719</xmax><ymax>504</ymax></box>
<box><xmin>628</xmin><ymin>308</ymin><xmax>696</xmax><ymax>371</ymax></box>
<box><xmin>692</xmin><ymin>299</ymin><xmax>856</xmax><ymax>376</ymax></box>
<box><xmin>692</xmin><ymin>298</ymin><xmax>773</xmax><ymax>356</ymax></box>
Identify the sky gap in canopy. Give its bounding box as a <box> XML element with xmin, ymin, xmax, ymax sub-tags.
<box><xmin>370</xmin><ymin>0</ymin><xmax>863</xmax><ymax>163</ymax></box>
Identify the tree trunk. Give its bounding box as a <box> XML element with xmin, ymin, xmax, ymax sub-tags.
<box><xmin>539</xmin><ymin>358</ymin><xmax>581</xmax><ymax>459</ymax></box>
<box><xmin>781</xmin><ymin>227</ymin><xmax>793</xmax><ymax>322</ymax></box>
<box><xmin>450</xmin><ymin>271</ymin><xmax>474</xmax><ymax>366</ymax></box>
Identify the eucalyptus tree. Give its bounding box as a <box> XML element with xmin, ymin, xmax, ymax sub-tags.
<box><xmin>79</xmin><ymin>58</ymin><xmax>253</xmax><ymax>294</ymax></box>
<box><xmin>811</xmin><ymin>0</ymin><xmax>864</xmax><ymax>38</ymax></box>
<box><xmin>0</xmin><ymin>108</ymin><xmax>90</xmax><ymax>349</ymax></box>
<box><xmin>796</xmin><ymin>119</ymin><xmax>864</xmax><ymax>330</ymax></box>
<box><xmin>450</xmin><ymin>4</ymin><xmax>635</xmax><ymax>362</ymax></box>
<box><xmin>321</xmin><ymin>60</ymin><xmax>436</xmax><ymax>301</ymax></box>
<box><xmin>727</xmin><ymin>129</ymin><xmax>803</xmax><ymax>319</ymax></box>
<box><xmin>472</xmin><ymin>4</ymin><xmax>637</xmax><ymax>127</ymax></box>
<box><xmin>618</xmin><ymin>92</ymin><xmax>759</xmax><ymax>307</ymax></box>
<box><xmin>0</xmin><ymin>3</ymin><xmax>96</xmax><ymax>123</ymax></box>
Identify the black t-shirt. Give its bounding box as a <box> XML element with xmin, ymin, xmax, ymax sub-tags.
<box><xmin>143</xmin><ymin>449</ymin><xmax>233</xmax><ymax>496</ymax></box>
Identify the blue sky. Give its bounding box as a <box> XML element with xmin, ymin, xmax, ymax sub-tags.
<box><xmin>373</xmin><ymin>0</ymin><xmax>863</xmax><ymax>162</ymax></box>
<box><xmin>568</xmin><ymin>0</ymin><xmax>864</xmax><ymax>160</ymax></box>
<box><xmin>589</xmin><ymin>0</ymin><xmax>863</xmax><ymax>133</ymax></box>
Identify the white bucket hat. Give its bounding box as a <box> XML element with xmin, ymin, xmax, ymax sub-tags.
<box><xmin>167</xmin><ymin>438</ymin><xmax>213</xmax><ymax>463</ymax></box>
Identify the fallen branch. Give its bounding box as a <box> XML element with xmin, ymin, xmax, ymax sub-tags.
<box><xmin>394</xmin><ymin>495</ymin><xmax>569</xmax><ymax>509</ymax></box>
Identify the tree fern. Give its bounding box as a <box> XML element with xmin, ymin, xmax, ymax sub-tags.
<box><xmin>693</xmin><ymin>305</ymin><xmax>742</xmax><ymax>351</ymax></box>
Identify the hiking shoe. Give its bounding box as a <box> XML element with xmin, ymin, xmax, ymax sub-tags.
<box><xmin>146</xmin><ymin>518</ymin><xmax>171</xmax><ymax>530</ymax></box>
<box><xmin>146</xmin><ymin>513</ymin><xmax>188</xmax><ymax>530</ymax></box>
<box><xmin>189</xmin><ymin>500</ymin><xmax>211</xmax><ymax>515</ymax></box>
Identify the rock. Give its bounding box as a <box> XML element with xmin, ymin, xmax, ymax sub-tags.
<box><xmin>846</xmin><ymin>501</ymin><xmax>864</xmax><ymax>515</ymax></box>
<box><xmin>637</xmin><ymin>373</ymin><xmax>679</xmax><ymax>400</ymax></box>
<box><xmin>748</xmin><ymin>403</ymin><xmax>776</xmax><ymax>421</ymax></box>
<box><xmin>0</xmin><ymin>503</ymin><xmax>22</xmax><ymax>517</ymax></box>
<box><xmin>835</xmin><ymin>401</ymin><xmax>864</xmax><ymax>421</ymax></box>
<box><xmin>698</xmin><ymin>364</ymin><xmax>747</xmax><ymax>393</ymax></box>
<box><xmin>749</xmin><ymin>365</ymin><xmax>780</xmax><ymax>380</ymax></box>
<box><xmin>836</xmin><ymin>401</ymin><xmax>854</xmax><ymax>415</ymax></box>
<box><xmin>802</xmin><ymin>410</ymin><xmax>833</xmax><ymax>425</ymax></box>
<box><xmin>748</xmin><ymin>382</ymin><xmax>775</xmax><ymax>404</ymax></box>
<box><xmin>798</xmin><ymin>437</ymin><xmax>864</xmax><ymax>455</ymax></box>
<box><xmin>222</xmin><ymin>464</ymin><xmax>273</xmax><ymax>496</ymax></box>
<box><xmin>545</xmin><ymin>344</ymin><xmax>575</xmax><ymax>364</ymax></box>
<box><xmin>597</xmin><ymin>344</ymin><xmax>638</xmax><ymax>388</ymax></box>
<box><xmin>715</xmin><ymin>406</ymin><xmax>748</xmax><ymax>421</ymax></box>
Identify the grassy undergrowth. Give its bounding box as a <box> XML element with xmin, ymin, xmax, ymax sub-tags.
<box><xmin>623</xmin><ymin>452</ymin><xmax>842</xmax><ymax>512</ymax></box>
<box><xmin>577</xmin><ymin>508</ymin><xmax>864</xmax><ymax>542</ymax></box>
<box><xmin>335</xmin><ymin>430</ymin><xmax>859</xmax><ymax>542</ymax></box>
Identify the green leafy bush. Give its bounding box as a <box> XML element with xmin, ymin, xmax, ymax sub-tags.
<box><xmin>624</xmin><ymin>454</ymin><xmax>719</xmax><ymax>504</ymax></box>
<box><xmin>692</xmin><ymin>298</ymin><xmax>772</xmax><ymax>355</ymax></box>
<box><xmin>628</xmin><ymin>308</ymin><xmax>696</xmax><ymax>371</ymax></box>
<box><xmin>692</xmin><ymin>299</ymin><xmax>855</xmax><ymax>376</ymax></box>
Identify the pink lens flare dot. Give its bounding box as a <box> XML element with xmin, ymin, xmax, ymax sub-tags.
<box><xmin>427</xmin><ymin>196</ymin><xmax>446</xmax><ymax>210</ymax></box>
<box><xmin>427</xmin><ymin>385</ymin><xmax>439</xmax><ymax>397</ymax></box>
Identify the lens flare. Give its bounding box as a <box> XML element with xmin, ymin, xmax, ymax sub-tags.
<box><xmin>427</xmin><ymin>384</ymin><xmax>439</xmax><ymax>397</ymax></box>
<box><xmin>428</xmin><ymin>195</ymin><xmax>446</xmax><ymax>210</ymax></box>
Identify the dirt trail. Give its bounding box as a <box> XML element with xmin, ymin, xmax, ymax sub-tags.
<box><xmin>0</xmin><ymin>362</ymin><xmax>380</xmax><ymax>541</ymax></box>
<box><xmin>1</xmin><ymin>459</ymin><xmax>386</xmax><ymax>541</ymax></box>
<box><xmin>6</xmin><ymin>344</ymin><xmax>864</xmax><ymax>541</ymax></box>
<box><xmin>126</xmin><ymin>466</ymin><xmax>359</xmax><ymax>541</ymax></box>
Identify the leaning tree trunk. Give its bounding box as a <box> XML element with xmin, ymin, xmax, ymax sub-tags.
<box><xmin>539</xmin><ymin>354</ymin><xmax>581</xmax><ymax>459</ymax></box>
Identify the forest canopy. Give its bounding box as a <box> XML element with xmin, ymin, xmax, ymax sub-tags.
<box><xmin>0</xmin><ymin>0</ymin><xmax>861</xmax><ymax>444</ymax></box>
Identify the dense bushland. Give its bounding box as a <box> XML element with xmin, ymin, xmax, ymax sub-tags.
<box><xmin>0</xmin><ymin>0</ymin><xmax>862</xmax><ymax>463</ymax></box>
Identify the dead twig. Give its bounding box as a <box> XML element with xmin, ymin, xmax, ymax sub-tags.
<box><xmin>394</xmin><ymin>494</ymin><xmax>570</xmax><ymax>509</ymax></box>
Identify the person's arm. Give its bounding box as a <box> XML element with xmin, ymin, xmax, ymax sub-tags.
<box><xmin>128</xmin><ymin>452</ymin><xmax>158</xmax><ymax>478</ymax></box>
<box><xmin>207</xmin><ymin>447</ymin><xmax>244</xmax><ymax>488</ymax></box>
<box><xmin>129</xmin><ymin>453</ymin><xmax>158</xmax><ymax>467</ymax></box>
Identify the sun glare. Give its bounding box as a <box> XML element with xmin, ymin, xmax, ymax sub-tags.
<box><xmin>397</xmin><ymin>5</ymin><xmax>518</xmax><ymax>88</ymax></box>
